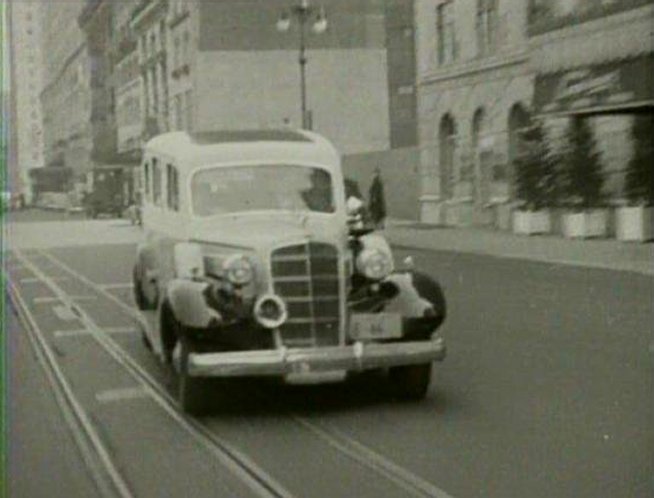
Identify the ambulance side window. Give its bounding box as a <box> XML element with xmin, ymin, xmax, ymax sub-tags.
<box><xmin>152</xmin><ymin>158</ymin><xmax>163</xmax><ymax>206</ymax></box>
<box><xmin>167</xmin><ymin>163</ymin><xmax>179</xmax><ymax>211</ymax></box>
<box><xmin>143</xmin><ymin>160</ymin><xmax>151</xmax><ymax>202</ymax></box>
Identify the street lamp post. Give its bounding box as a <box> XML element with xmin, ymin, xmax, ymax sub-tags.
<box><xmin>277</xmin><ymin>0</ymin><xmax>327</xmax><ymax>129</ymax></box>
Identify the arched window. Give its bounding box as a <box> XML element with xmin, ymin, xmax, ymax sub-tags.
<box><xmin>508</xmin><ymin>103</ymin><xmax>531</xmax><ymax>192</ymax></box>
<box><xmin>472</xmin><ymin>107</ymin><xmax>487</xmax><ymax>151</ymax></box>
<box><xmin>439</xmin><ymin>114</ymin><xmax>457</xmax><ymax>200</ymax></box>
<box><xmin>472</xmin><ymin>108</ymin><xmax>492</xmax><ymax>205</ymax></box>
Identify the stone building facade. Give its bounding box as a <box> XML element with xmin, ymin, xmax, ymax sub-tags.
<box><xmin>39</xmin><ymin>0</ymin><xmax>92</xmax><ymax>183</ymax></box>
<box><xmin>8</xmin><ymin>1</ymin><xmax>45</xmax><ymax>200</ymax></box>
<box><xmin>415</xmin><ymin>0</ymin><xmax>533</xmax><ymax>227</ymax></box>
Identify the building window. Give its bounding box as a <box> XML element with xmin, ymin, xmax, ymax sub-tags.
<box><xmin>436</xmin><ymin>1</ymin><xmax>456</xmax><ymax>65</ymax></box>
<box><xmin>439</xmin><ymin>114</ymin><xmax>457</xmax><ymax>199</ymax></box>
<box><xmin>182</xmin><ymin>31</ymin><xmax>190</xmax><ymax>64</ymax></box>
<box><xmin>476</xmin><ymin>0</ymin><xmax>498</xmax><ymax>56</ymax></box>
<box><xmin>174</xmin><ymin>36</ymin><xmax>180</xmax><ymax>69</ymax></box>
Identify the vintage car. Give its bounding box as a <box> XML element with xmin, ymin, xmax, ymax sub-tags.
<box><xmin>133</xmin><ymin>129</ymin><xmax>447</xmax><ymax>414</ymax></box>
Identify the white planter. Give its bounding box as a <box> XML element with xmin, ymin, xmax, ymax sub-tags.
<box><xmin>561</xmin><ymin>209</ymin><xmax>609</xmax><ymax>239</ymax></box>
<box><xmin>513</xmin><ymin>210</ymin><xmax>551</xmax><ymax>235</ymax></box>
<box><xmin>616</xmin><ymin>206</ymin><xmax>654</xmax><ymax>242</ymax></box>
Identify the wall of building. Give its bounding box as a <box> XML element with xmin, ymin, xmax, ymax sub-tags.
<box><xmin>113</xmin><ymin>0</ymin><xmax>142</xmax><ymax>154</ymax></box>
<box><xmin>192</xmin><ymin>0</ymin><xmax>420</xmax><ymax>155</ymax></box>
<box><xmin>194</xmin><ymin>49</ymin><xmax>390</xmax><ymax>155</ymax></box>
<box><xmin>167</xmin><ymin>0</ymin><xmax>194</xmax><ymax>132</ymax></box>
<box><xmin>39</xmin><ymin>0</ymin><xmax>92</xmax><ymax>181</ymax></box>
<box><xmin>9</xmin><ymin>1</ymin><xmax>45</xmax><ymax>199</ymax></box>
<box><xmin>415</xmin><ymin>0</ymin><xmax>532</xmax><ymax>227</ymax></box>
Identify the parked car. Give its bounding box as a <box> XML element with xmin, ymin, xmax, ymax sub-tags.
<box><xmin>133</xmin><ymin>129</ymin><xmax>447</xmax><ymax>414</ymax></box>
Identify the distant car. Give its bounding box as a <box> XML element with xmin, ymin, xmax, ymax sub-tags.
<box><xmin>133</xmin><ymin>129</ymin><xmax>447</xmax><ymax>414</ymax></box>
<box><xmin>84</xmin><ymin>166</ymin><xmax>126</xmax><ymax>218</ymax></box>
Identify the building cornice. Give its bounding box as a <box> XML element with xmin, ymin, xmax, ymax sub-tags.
<box><xmin>529</xmin><ymin>4</ymin><xmax>654</xmax><ymax>74</ymax></box>
<box><xmin>419</xmin><ymin>50</ymin><xmax>529</xmax><ymax>87</ymax></box>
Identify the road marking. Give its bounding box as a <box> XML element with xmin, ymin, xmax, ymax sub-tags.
<box><xmin>20</xmin><ymin>276</ymin><xmax>69</xmax><ymax>284</ymax></box>
<box><xmin>54</xmin><ymin>329</ymin><xmax>89</xmax><ymax>338</ymax></box>
<box><xmin>7</xmin><ymin>273</ymin><xmax>134</xmax><ymax>498</ymax></box>
<box><xmin>99</xmin><ymin>283</ymin><xmax>133</xmax><ymax>291</ymax></box>
<box><xmin>34</xmin><ymin>295</ymin><xmax>97</xmax><ymax>305</ymax></box>
<box><xmin>95</xmin><ymin>386</ymin><xmax>149</xmax><ymax>404</ymax></box>
<box><xmin>39</xmin><ymin>251</ymin><xmax>146</xmax><ymax>327</ymax></box>
<box><xmin>20</xmin><ymin>277</ymin><xmax>41</xmax><ymax>284</ymax></box>
<box><xmin>54</xmin><ymin>327</ymin><xmax>138</xmax><ymax>339</ymax></box>
<box><xmin>53</xmin><ymin>305</ymin><xmax>78</xmax><ymax>322</ymax></box>
<box><xmin>33</xmin><ymin>296</ymin><xmax>60</xmax><ymax>304</ymax></box>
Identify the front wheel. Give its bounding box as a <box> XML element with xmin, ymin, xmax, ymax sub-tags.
<box><xmin>178</xmin><ymin>339</ymin><xmax>211</xmax><ymax>416</ymax></box>
<box><xmin>389</xmin><ymin>363</ymin><xmax>432</xmax><ymax>401</ymax></box>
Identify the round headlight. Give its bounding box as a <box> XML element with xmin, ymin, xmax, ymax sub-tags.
<box><xmin>356</xmin><ymin>248</ymin><xmax>393</xmax><ymax>280</ymax></box>
<box><xmin>222</xmin><ymin>254</ymin><xmax>254</xmax><ymax>286</ymax></box>
<box><xmin>254</xmin><ymin>294</ymin><xmax>288</xmax><ymax>329</ymax></box>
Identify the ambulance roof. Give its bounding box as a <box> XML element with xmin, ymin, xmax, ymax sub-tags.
<box><xmin>144</xmin><ymin>129</ymin><xmax>341</xmax><ymax>171</ymax></box>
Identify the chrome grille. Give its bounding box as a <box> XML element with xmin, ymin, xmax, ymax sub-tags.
<box><xmin>271</xmin><ymin>243</ymin><xmax>341</xmax><ymax>348</ymax></box>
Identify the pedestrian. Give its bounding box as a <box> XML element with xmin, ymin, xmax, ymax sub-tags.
<box><xmin>368</xmin><ymin>168</ymin><xmax>386</xmax><ymax>229</ymax></box>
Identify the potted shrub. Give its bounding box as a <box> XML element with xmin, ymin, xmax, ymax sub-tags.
<box><xmin>616</xmin><ymin>115</ymin><xmax>654</xmax><ymax>242</ymax></box>
<box><xmin>560</xmin><ymin>117</ymin><xmax>608</xmax><ymax>238</ymax></box>
<box><xmin>512</xmin><ymin>120</ymin><xmax>559</xmax><ymax>235</ymax></box>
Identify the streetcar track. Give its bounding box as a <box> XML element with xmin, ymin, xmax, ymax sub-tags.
<box><xmin>7</xmin><ymin>278</ymin><xmax>134</xmax><ymax>498</ymax></box>
<box><xmin>35</xmin><ymin>248</ymin><xmax>454</xmax><ymax>498</ymax></box>
<box><xmin>13</xmin><ymin>250</ymin><xmax>294</xmax><ymax>498</ymax></box>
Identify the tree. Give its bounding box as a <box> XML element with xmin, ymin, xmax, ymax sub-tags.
<box><xmin>563</xmin><ymin>117</ymin><xmax>604</xmax><ymax>210</ymax></box>
<box><xmin>624</xmin><ymin>114</ymin><xmax>654</xmax><ymax>206</ymax></box>
<box><xmin>514</xmin><ymin>119</ymin><xmax>560</xmax><ymax>211</ymax></box>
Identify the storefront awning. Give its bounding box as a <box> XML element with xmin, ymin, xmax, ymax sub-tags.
<box><xmin>533</xmin><ymin>55</ymin><xmax>654</xmax><ymax>116</ymax></box>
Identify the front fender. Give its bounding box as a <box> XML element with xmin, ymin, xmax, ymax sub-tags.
<box><xmin>166</xmin><ymin>279</ymin><xmax>223</xmax><ymax>329</ymax></box>
<box><xmin>382</xmin><ymin>271</ymin><xmax>446</xmax><ymax>334</ymax></box>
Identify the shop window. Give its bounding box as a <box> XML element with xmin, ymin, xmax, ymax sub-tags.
<box><xmin>476</xmin><ymin>0</ymin><xmax>498</xmax><ymax>56</ymax></box>
<box><xmin>436</xmin><ymin>1</ymin><xmax>457</xmax><ymax>65</ymax></box>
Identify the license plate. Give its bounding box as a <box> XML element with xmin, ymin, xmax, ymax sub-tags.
<box><xmin>349</xmin><ymin>313</ymin><xmax>402</xmax><ymax>341</ymax></box>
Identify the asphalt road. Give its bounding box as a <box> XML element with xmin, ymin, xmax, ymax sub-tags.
<box><xmin>4</xmin><ymin>216</ymin><xmax>653</xmax><ymax>498</ymax></box>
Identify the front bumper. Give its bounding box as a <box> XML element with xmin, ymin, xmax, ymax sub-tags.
<box><xmin>186</xmin><ymin>337</ymin><xmax>446</xmax><ymax>378</ymax></box>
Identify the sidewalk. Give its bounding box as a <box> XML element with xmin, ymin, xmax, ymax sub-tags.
<box><xmin>383</xmin><ymin>220</ymin><xmax>654</xmax><ymax>276</ymax></box>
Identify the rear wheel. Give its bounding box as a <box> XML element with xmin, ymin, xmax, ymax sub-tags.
<box><xmin>389</xmin><ymin>363</ymin><xmax>432</xmax><ymax>401</ymax></box>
